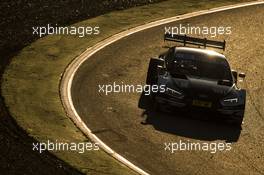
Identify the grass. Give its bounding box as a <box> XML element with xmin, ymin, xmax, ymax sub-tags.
<box><xmin>2</xmin><ymin>0</ymin><xmax>252</xmax><ymax>174</ymax></box>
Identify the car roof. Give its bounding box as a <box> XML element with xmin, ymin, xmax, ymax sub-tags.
<box><xmin>174</xmin><ymin>47</ymin><xmax>226</xmax><ymax>59</ymax></box>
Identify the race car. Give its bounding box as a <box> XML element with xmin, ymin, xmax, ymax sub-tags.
<box><xmin>146</xmin><ymin>34</ymin><xmax>246</xmax><ymax>126</ymax></box>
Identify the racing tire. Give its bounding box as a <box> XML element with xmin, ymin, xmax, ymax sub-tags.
<box><xmin>233</xmin><ymin>118</ymin><xmax>243</xmax><ymax>127</ymax></box>
<box><xmin>152</xmin><ymin>100</ymin><xmax>160</xmax><ymax>112</ymax></box>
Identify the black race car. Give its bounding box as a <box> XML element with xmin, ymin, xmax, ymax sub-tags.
<box><xmin>146</xmin><ymin>34</ymin><xmax>246</xmax><ymax>126</ymax></box>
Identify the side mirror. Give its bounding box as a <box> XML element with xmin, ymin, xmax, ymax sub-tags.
<box><xmin>159</xmin><ymin>54</ymin><xmax>165</xmax><ymax>60</ymax></box>
<box><xmin>162</xmin><ymin>45</ymin><xmax>171</xmax><ymax>49</ymax></box>
<box><xmin>232</xmin><ymin>70</ymin><xmax>238</xmax><ymax>78</ymax></box>
<box><xmin>238</xmin><ymin>72</ymin><xmax>246</xmax><ymax>78</ymax></box>
<box><xmin>232</xmin><ymin>70</ymin><xmax>238</xmax><ymax>83</ymax></box>
<box><xmin>157</xmin><ymin>65</ymin><xmax>166</xmax><ymax>75</ymax></box>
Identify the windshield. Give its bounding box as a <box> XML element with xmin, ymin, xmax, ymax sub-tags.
<box><xmin>167</xmin><ymin>51</ymin><xmax>232</xmax><ymax>81</ymax></box>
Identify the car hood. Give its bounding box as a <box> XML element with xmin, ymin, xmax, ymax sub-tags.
<box><xmin>159</xmin><ymin>74</ymin><xmax>234</xmax><ymax>99</ymax></box>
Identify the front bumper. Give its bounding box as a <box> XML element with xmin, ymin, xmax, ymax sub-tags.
<box><xmin>154</xmin><ymin>94</ymin><xmax>245</xmax><ymax>120</ymax></box>
<box><xmin>156</xmin><ymin>96</ymin><xmax>186</xmax><ymax>108</ymax></box>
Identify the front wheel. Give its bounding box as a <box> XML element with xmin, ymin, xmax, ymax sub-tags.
<box><xmin>228</xmin><ymin>114</ymin><xmax>243</xmax><ymax>129</ymax></box>
<box><xmin>233</xmin><ymin>117</ymin><xmax>243</xmax><ymax>126</ymax></box>
<box><xmin>152</xmin><ymin>100</ymin><xmax>160</xmax><ymax>112</ymax></box>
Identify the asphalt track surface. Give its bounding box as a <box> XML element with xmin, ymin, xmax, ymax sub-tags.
<box><xmin>71</xmin><ymin>5</ymin><xmax>264</xmax><ymax>175</ymax></box>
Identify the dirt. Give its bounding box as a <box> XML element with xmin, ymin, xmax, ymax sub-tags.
<box><xmin>0</xmin><ymin>1</ymin><xmax>163</xmax><ymax>174</ymax></box>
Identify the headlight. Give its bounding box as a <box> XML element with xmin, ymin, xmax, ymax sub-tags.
<box><xmin>221</xmin><ymin>96</ymin><xmax>239</xmax><ymax>106</ymax></box>
<box><xmin>223</xmin><ymin>98</ymin><xmax>238</xmax><ymax>103</ymax></box>
<box><xmin>165</xmin><ymin>87</ymin><xmax>184</xmax><ymax>99</ymax></box>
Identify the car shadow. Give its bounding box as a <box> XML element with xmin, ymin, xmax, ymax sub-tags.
<box><xmin>138</xmin><ymin>92</ymin><xmax>241</xmax><ymax>142</ymax></box>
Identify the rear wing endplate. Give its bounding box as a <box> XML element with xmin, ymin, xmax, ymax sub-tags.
<box><xmin>164</xmin><ymin>34</ymin><xmax>226</xmax><ymax>51</ymax></box>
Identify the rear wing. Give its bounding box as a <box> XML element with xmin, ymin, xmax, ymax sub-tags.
<box><xmin>164</xmin><ymin>34</ymin><xmax>226</xmax><ymax>51</ymax></box>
